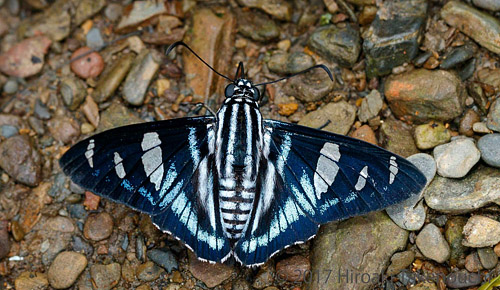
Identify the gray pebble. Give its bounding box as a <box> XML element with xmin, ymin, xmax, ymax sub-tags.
<box><xmin>0</xmin><ymin>124</ymin><xmax>18</xmax><ymax>138</ymax></box>
<box><xmin>358</xmin><ymin>90</ymin><xmax>383</xmax><ymax>123</ymax></box>
<box><xmin>147</xmin><ymin>249</ymin><xmax>178</xmax><ymax>273</ymax></box>
<box><xmin>86</xmin><ymin>27</ymin><xmax>104</xmax><ymax>49</ymax></box>
<box><xmin>416</xmin><ymin>223</ymin><xmax>450</xmax><ymax>263</ymax></box>
<box><xmin>477</xmin><ymin>133</ymin><xmax>500</xmax><ymax>168</ymax></box>
<box><xmin>477</xmin><ymin>247</ymin><xmax>498</xmax><ymax>269</ymax></box>
<box><xmin>34</xmin><ymin>99</ymin><xmax>51</xmax><ymax>120</ymax></box>
<box><xmin>433</xmin><ymin>138</ymin><xmax>480</xmax><ymax>178</ymax></box>
<box><xmin>446</xmin><ymin>270</ymin><xmax>481</xmax><ymax>288</ymax></box>
<box><xmin>473</xmin><ymin>0</ymin><xmax>500</xmax><ymax>11</ymax></box>
<box><xmin>3</xmin><ymin>79</ymin><xmax>18</xmax><ymax>94</ymax></box>
<box><xmin>105</xmin><ymin>3</ymin><xmax>123</xmax><ymax>21</ymax></box>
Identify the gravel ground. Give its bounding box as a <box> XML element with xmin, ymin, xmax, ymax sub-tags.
<box><xmin>0</xmin><ymin>0</ymin><xmax>500</xmax><ymax>289</ymax></box>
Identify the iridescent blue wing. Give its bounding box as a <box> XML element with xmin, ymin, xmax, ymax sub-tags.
<box><xmin>59</xmin><ymin>116</ymin><xmax>232</xmax><ymax>263</ymax></box>
<box><xmin>233</xmin><ymin>120</ymin><xmax>426</xmax><ymax>266</ymax></box>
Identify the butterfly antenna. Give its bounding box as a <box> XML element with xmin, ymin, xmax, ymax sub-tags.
<box><xmin>235</xmin><ymin>62</ymin><xmax>245</xmax><ymax>79</ymax></box>
<box><xmin>166</xmin><ymin>41</ymin><xmax>233</xmax><ymax>82</ymax></box>
<box><xmin>254</xmin><ymin>64</ymin><xmax>334</xmax><ymax>86</ymax></box>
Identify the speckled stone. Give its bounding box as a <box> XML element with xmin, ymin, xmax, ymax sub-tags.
<box><xmin>463</xmin><ymin>216</ymin><xmax>500</xmax><ymax>247</ymax></box>
<box><xmin>298</xmin><ymin>101</ymin><xmax>356</xmax><ymax>135</ymax></box>
<box><xmin>48</xmin><ymin>251</ymin><xmax>87</xmax><ymax>289</ymax></box>
<box><xmin>416</xmin><ymin>223</ymin><xmax>450</xmax><ymax>263</ymax></box>
<box><xmin>90</xmin><ymin>263</ymin><xmax>121</xmax><ymax>290</ymax></box>
<box><xmin>433</xmin><ymin>138</ymin><xmax>480</xmax><ymax>178</ymax></box>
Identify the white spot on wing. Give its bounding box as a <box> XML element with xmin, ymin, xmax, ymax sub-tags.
<box><xmin>141</xmin><ymin>133</ymin><xmax>164</xmax><ymax>191</ymax></box>
<box><xmin>85</xmin><ymin>139</ymin><xmax>95</xmax><ymax>168</ymax></box>
<box><xmin>354</xmin><ymin>166</ymin><xmax>368</xmax><ymax>191</ymax></box>
<box><xmin>389</xmin><ymin>156</ymin><xmax>398</xmax><ymax>184</ymax></box>
<box><xmin>113</xmin><ymin>152</ymin><xmax>126</xmax><ymax>178</ymax></box>
<box><xmin>314</xmin><ymin>142</ymin><xmax>341</xmax><ymax>199</ymax></box>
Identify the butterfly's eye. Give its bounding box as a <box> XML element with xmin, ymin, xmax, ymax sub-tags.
<box><xmin>251</xmin><ymin>87</ymin><xmax>260</xmax><ymax>100</ymax></box>
<box><xmin>225</xmin><ymin>83</ymin><xmax>236</xmax><ymax>98</ymax></box>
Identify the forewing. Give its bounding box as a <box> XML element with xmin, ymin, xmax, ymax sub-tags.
<box><xmin>59</xmin><ymin>116</ymin><xmax>231</xmax><ymax>262</ymax></box>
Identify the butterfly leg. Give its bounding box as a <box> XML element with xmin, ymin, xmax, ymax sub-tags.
<box><xmin>316</xmin><ymin>119</ymin><xmax>331</xmax><ymax>130</ymax></box>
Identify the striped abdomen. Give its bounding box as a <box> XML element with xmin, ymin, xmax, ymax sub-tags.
<box><xmin>215</xmin><ymin>98</ymin><xmax>263</xmax><ymax>240</ymax></box>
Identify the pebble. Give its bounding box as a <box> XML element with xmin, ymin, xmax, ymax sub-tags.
<box><xmin>92</xmin><ymin>53</ymin><xmax>134</xmax><ymax>103</ymax></box>
<box><xmin>70</xmin><ymin>47</ymin><xmax>104</xmax><ymax>79</ymax></box>
<box><xmin>358</xmin><ymin>89</ymin><xmax>383</xmax><ymax>123</ymax></box>
<box><xmin>308</xmin><ymin>24</ymin><xmax>361</xmax><ymax>67</ymax></box>
<box><xmin>188</xmin><ymin>251</ymin><xmax>235</xmax><ymax>288</ymax></box>
<box><xmin>441</xmin><ymin>1</ymin><xmax>500</xmax><ymax>55</ymax></box>
<box><xmin>416</xmin><ymin>223</ymin><xmax>450</xmax><ymax>263</ymax></box>
<box><xmin>82</xmin><ymin>96</ymin><xmax>99</xmax><ymax>128</ymax></box>
<box><xmin>237</xmin><ymin>10</ymin><xmax>279</xmax><ymax>42</ymax></box>
<box><xmin>83</xmin><ymin>212</ymin><xmax>113</xmax><ymax>241</ymax></box>
<box><xmin>18</xmin><ymin>1</ymin><xmax>70</xmax><ymax>41</ymax></box>
<box><xmin>268</xmin><ymin>52</ymin><xmax>314</xmax><ymax>75</ymax></box>
<box><xmin>253</xmin><ymin>264</ymin><xmax>274</xmax><ymax>289</ymax></box>
<box><xmin>477</xmin><ymin>134</ymin><xmax>500</xmax><ymax>168</ymax></box>
<box><xmin>90</xmin><ymin>263</ymin><xmax>121</xmax><ymax>290</ymax></box>
<box><xmin>408</xmin><ymin>282</ymin><xmax>438</xmax><ymax>290</ymax></box>
<box><xmin>0</xmin><ymin>220</ymin><xmax>10</xmax><ymax>259</ymax></box>
<box><xmin>0</xmin><ymin>135</ymin><xmax>42</xmax><ymax>186</ymax></box>
<box><xmin>3</xmin><ymin>79</ymin><xmax>18</xmax><ymax>94</ymax></box>
<box><xmin>60</xmin><ymin>77</ymin><xmax>86</xmax><ymax>111</ymax></box>
<box><xmin>414</xmin><ymin>122</ymin><xmax>451</xmax><ymax>150</ymax></box>
<box><xmin>298</xmin><ymin>101</ymin><xmax>356</xmax><ymax>135</ymax></box>
<box><xmin>277</xmin><ymin>39</ymin><xmax>291</xmax><ymax>51</ymax></box>
<box><xmin>310</xmin><ymin>212</ymin><xmax>408</xmax><ymax>289</ymax></box>
<box><xmin>47</xmin><ymin>116</ymin><xmax>80</xmax><ymax>144</ymax></box>
<box><xmin>462</xmin><ymin>215</ymin><xmax>500</xmax><ymax>247</ymax></box>
<box><xmin>440</xmin><ymin>42</ymin><xmax>476</xmax><ymax>69</ymax></box>
<box><xmin>386</xmin><ymin>251</ymin><xmax>415</xmax><ymax>276</ymax></box>
<box><xmin>445</xmin><ymin>269</ymin><xmax>482</xmax><ymax>288</ymax></box>
<box><xmin>495</xmin><ymin>243</ymin><xmax>500</xmax><ymax>257</ymax></box>
<box><xmin>47</xmin><ymin>216</ymin><xmax>75</xmax><ymax>233</ymax></box>
<box><xmin>425</xmin><ymin>166</ymin><xmax>500</xmax><ymax>213</ymax></box>
<box><xmin>0</xmin><ymin>124</ymin><xmax>18</xmax><ymax>138</ymax></box>
<box><xmin>136</xmin><ymin>261</ymin><xmax>164</xmax><ymax>282</ymax></box>
<box><xmin>98</xmin><ymin>103</ymin><xmax>143</xmax><ymax>131</ymax></box>
<box><xmin>465</xmin><ymin>252</ymin><xmax>483</xmax><ymax>272</ymax></box>
<box><xmin>386</xmin><ymin>153</ymin><xmax>435</xmax><ymax>231</ymax></box>
<box><xmin>104</xmin><ymin>3</ymin><xmax>123</xmax><ymax>21</ymax></box>
<box><xmin>359</xmin><ymin>5</ymin><xmax>377</xmax><ymax>25</ymax></box>
<box><xmin>15</xmin><ymin>272</ymin><xmax>49</xmax><ymax>290</ymax></box>
<box><xmin>487</xmin><ymin>99</ymin><xmax>500</xmax><ymax>132</ymax></box>
<box><xmin>459</xmin><ymin>109</ymin><xmax>480</xmax><ymax>137</ymax></box>
<box><xmin>10</xmin><ymin>220</ymin><xmax>24</xmax><ymax>241</ymax></box>
<box><xmin>147</xmin><ymin>249</ymin><xmax>178</xmax><ymax>273</ymax></box>
<box><xmin>285</xmin><ymin>67</ymin><xmax>335</xmax><ymax>102</ymax></box>
<box><xmin>74</xmin><ymin>0</ymin><xmax>106</xmax><ymax>26</ymax></box>
<box><xmin>123</xmin><ymin>50</ymin><xmax>160</xmax><ymax>106</ymax></box>
<box><xmin>351</xmin><ymin>124</ymin><xmax>377</xmax><ymax>145</ymax></box>
<box><xmin>477</xmin><ymin>247</ymin><xmax>498</xmax><ymax>269</ymax></box>
<box><xmin>433</xmin><ymin>138</ymin><xmax>480</xmax><ymax>178</ymax></box>
<box><xmin>233</xmin><ymin>278</ymin><xmax>251</xmax><ymax>290</ymax></box>
<box><xmin>34</xmin><ymin>99</ymin><xmax>51</xmax><ymax>120</ymax></box>
<box><xmin>236</xmin><ymin>0</ymin><xmax>291</xmax><ymax>21</ymax></box>
<box><xmin>379</xmin><ymin>118</ymin><xmax>419</xmax><ymax>157</ymax></box>
<box><xmin>473</xmin><ymin>122</ymin><xmax>492</xmax><ymax>134</ymax></box>
<box><xmin>48</xmin><ymin>251</ymin><xmax>87</xmax><ymax>289</ymax></box>
<box><xmin>363</xmin><ymin>0</ymin><xmax>427</xmax><ymax>77</ymax></box>
<box><xmin>0</xmin><ymin>36</ymin><xmax>51</xmax><ymax>78</ymax></box>
<box><xmin>385</xmin><ymin>69</ymin><xmax>466</xmax><ymax>123</ymax></box>
<box><xmin>275</xmin><ymin>255</ymin><xmax>310</xmax><ymax>282</ymax></box>
<box><xmin>86</xmin><ymin>27</ymin><xmax>104</xmax><ymax>49</ymax></box>
<box><xmin>473</xmin><ymin>0</ymin><xmax>500</xmax><ymax>11</ymax></box>
<box><xmin>116</xmin><ymin>0</ymin><xmax>183</xmax><ymax>32</ymax></box>
<box><xmin>445</xmin><ymin>216</ymin><xmax>468</xmax><ymax>266</ymax></box>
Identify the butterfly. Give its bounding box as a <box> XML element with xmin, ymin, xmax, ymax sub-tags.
<box><xmin>60</xmin><ymin>41</ymin><xmax>427</xmax><ymax>267</ymax></box>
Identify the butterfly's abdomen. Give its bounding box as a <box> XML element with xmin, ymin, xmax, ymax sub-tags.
<box><xmin>216</xmin><ymin>99</ymin><xmax>263</xmax><ymax>239</ymax></box>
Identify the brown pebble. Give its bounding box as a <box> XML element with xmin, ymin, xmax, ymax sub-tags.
<box><xmin>351</xmin><ymin>125</ymin><xmax>378</xmax><ymax>145</ymax></box>
<box><xmin>48</xmin><ymin>116</ymin><xmax>80</xmax><ymax>144</ymax></box>
<box><xmin>82</xmin><ymin>96</ymin><xmax>100</xmax><ymax>128</ymax></box>
<box><xmin>278</xmin><ymin>103</ymin><xmax>299</xmax><ymax>116</ymax></box>
<box><xmin>465</xmin><ymin>252</ymin><xmax>483</xmax><ymax>272</ymax></box>
<box><xmin>48</xmin><ymin>251</ymin><xmax>87</xmax><ymax>289</ymax></box>
<box><xmin>84</xmin><ymin>212</ymin><xmax>113</xmax><ymax>241</ymax></box>
<box><xmin>83</xmin><ymin>191</ymin><xmax>100</xmax><ymax>210</ymax></box>
<box><xmin>494</xmin><ymin>243</ymin><xmax>500</xmax><ymax>257</ymax></box>
<box><xmin>70</xmin><ymin>47</ymin><xmax>104</xmax><ymax>79</ymax></box>
<box><xmin>15</xmin><ymin>272</ymin><xmax>49</xmax><ymax>290</ymax></box>
<box><xmin>10</xmin><ymin>220</ymin><xmax>25</xmax><ymax>241</ymax></box>
<box><xmin>136</xmin><ymin>261</ymin><xmax>164</xmax><ymax>282</ymax></box>
<box><xmin>188</xmin><ymin>251</ymin><xmax>235</xmax><ymax>288</ymax></box>
<box><xmin>459</xmin><ymin>109</ymin><xmax>480</xmax><ymax>137</ymax></box>
<box><xmin>0</xmin><ymin>221</ymin><xmax>10</xmax><ymax>259</ymax></box>
<box><xmin>171</xmin><ymin>270</ymin><xmax>184</xmax><ymax>283</ymax></box>
<box><xmin>275</xmin><ymin>255</ymin><xmax>310</xmax><ymax>282</ymax></box>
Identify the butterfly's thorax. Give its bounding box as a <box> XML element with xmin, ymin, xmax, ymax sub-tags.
<box><xmin>215</xmin><ymin>95</ymin><xmax>263</xmax><ymax>240</ymax></box>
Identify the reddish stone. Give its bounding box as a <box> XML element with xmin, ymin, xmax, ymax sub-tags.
<box><xmin>83</xmin><ymin>191</ymin><xmax>100</xmax><ymax>210</ymax></box>
<box><xmin>351</xmin><ymin>125</ymin><xmax>378</xmax><ymax>145</ymax></box>
<box><xmin>70</xmin><ymin>47</ymin><xmax>104</xmax><ymax>79</ymax></box>
<box><xmin>0</xmin><ymin>36</ymin><xmax>51</xmax><ymax>78</ymax></box>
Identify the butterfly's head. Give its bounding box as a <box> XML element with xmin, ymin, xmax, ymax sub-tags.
<box><xmin>224</xmin><ymin>78</ymin><xmax>260</xmax><ymax>101</ymax></box>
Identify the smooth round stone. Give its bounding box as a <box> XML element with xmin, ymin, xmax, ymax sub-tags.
<box><xmin>433</xmin><ymin>138</ymin><xmax>480</xmax><ymax>178</ymax></box>
<box><xmin>48</xmin><ymin>251</ymin><xmax>87</xmax><ymax>289</ymax></box>
<box><xmin>3</xmin><ymin>79</ymin><xmax>18</xmax><ymax>94</ymax></box>
<box><xmin>386</xmin><ymin>153</ymin><xmax>435</xmax><ymax>231</ymax></box>
<box><xmin>416</xmin><ymin>223</ymin><xmax>450</xmax><ymax>263</ymax></box>
<box><xmin>83</xmin><ymin>212</ymin><xmax>113</xmax><ymax>241</ymax></box>
<box><xmin>463</xmin><ymin>215</ymin><xmax>500</xmax><ymax>247</ymax></box>
<box><xmin>465</xmin><ymin>252</ymin><xmax>483</xmax><ymax>272</ymax></box>
<box><xmin>477</xmin><ymin>247</ymin><xmax>498</xmax><ymax>269</ymax></box>
<box><xmin>473</xmin><ymin>122</ymin><xmax>491</xmax><ymax>133</ymax></box>
<box><xmin>477</xmin><ymin>134</ymin><xmax>500</xmax><ymax>168</ymax></box>
<box><xmin>414</xmin><ymin>122</ymin><xmax>451</xmax><ymax>150</ymax></box>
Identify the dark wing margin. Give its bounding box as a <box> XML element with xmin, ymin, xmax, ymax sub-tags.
<box><xmin>59</xmin><ymin>116</ymin><xmax>231</xmax><ymax>263</ymax></box>
<box><xmin>233</xmin><ymin>119</ymin><xmax>426</xmax><ymax>266</ymax></box>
